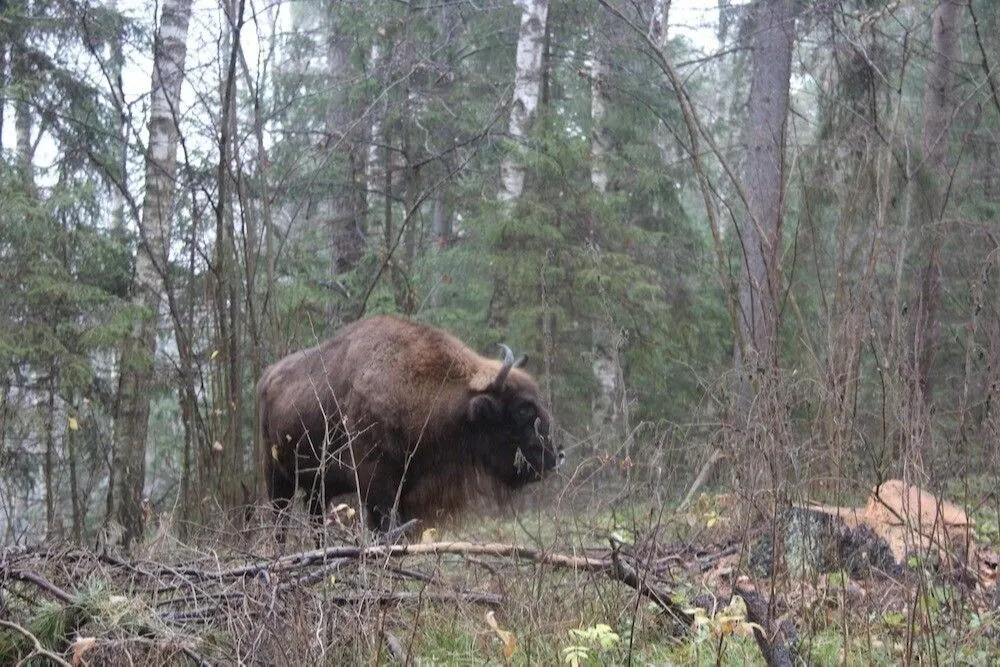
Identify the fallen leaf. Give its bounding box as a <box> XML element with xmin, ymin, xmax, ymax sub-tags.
<box><xmin>71</xmin><ymin>636</ymin><xmax>97</xmax><ymax>666</ymax></box>
<box><xmin>485</xmin><ymin>610</ymin><xmax>516</xmax><ymax>658</ymax></box>
<box><xmin>68</xmin><ymin>417</ymin><xmax>79</xmax><ymax>431</ymax></box>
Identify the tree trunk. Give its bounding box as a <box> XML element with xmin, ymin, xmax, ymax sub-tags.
<box><xmin>110</xmin><ymin>0</ymin><xmax>193</xmax><ymax>550</ymax></box>
<box><xmin>650</xmin><ymin>0</ymin><xmax>674</xmax><ymax>170</ymax></box>
<box><xmin>490</xmin><ymin>0</ymin><xmax>551</xmax><ymax>331</ymax></box>
<box><xmin>729</xmin><ymin>0</ymin><xmax>798</xmax><ymax>505</ymax></box>
<box><xmin>589</xmin><ymin>36</ymin><xmax>623</xmax><ymax>437</ymax></box>
<box><xmin>67</xmin><ymin>392</ymin><xmax>84</xmax><ymax>543</ymax></box>
<box><xmin>429</xmin><ymin>193</ymin><xmax>453</xmax><ymax>309</ymax></box>
<box><xmin>733</xmin><ymin>0</ymin><xmax>797</xmax><ymax>407</ymax></box>
<box><xmin>914</xmin><ymin>0</ymin><xmax>963</xmax><ymax>400</ymax></box>
<box><xmin>367</xmin><ymin>40</ymin><xmax>386</xmax><ymax>224</ymax></box>
<box><xmin>649</xmin><ymin>0</ymin><xmax>670</xmax><ymax>47</ymax></box>
<box><xmin>400</xmin><ymin>0</ymin><xmax>418</xmax><ymax>268</ymax></box>
<box><xmin>44</xmin><ymin>372</ymin><xmax>57</xmax><ymax>539</ymax></box>
<box><xmin>590</xmin><ymin>37</ymin><xmax>610</xmax><ymax>195</ymax></box>
<box><xmin>211</xmin><ymin>0</ymin><xmax>247</xmax><ymax>513</ymax></box>
<box><xmin>12</xmin><ymin>7</ymin><xmax>35</xmax><ymax>197</ymax></box>
<box><xmin>499</xmin><ymin>0</ymin><xmax>550</xmax><ymax>202</ymax></box>
<box><xmin>324</xmin><ymin>9</ymin><xmax>365</xmax><ymax>280</ymax></box>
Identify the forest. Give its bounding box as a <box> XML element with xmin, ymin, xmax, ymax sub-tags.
<box><xmin>1</xmin><ymin>0</ymin><xmax>999</xmax><ymax>664</ymax></box>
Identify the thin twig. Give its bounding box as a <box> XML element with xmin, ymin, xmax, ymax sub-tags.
<box><xmin>608</xmin><ymin>538</ymin><xmax>693</xmax><ymax>626</ymax></box>
<box><xmin>0</xmin><ymin>619</ymin><xmax>72</xmax><ymax>667</ymax></box>
<box><xmin>276</xmin><ymin>558</ymin><xmax>353</xmax><ymax>591</ymax></box>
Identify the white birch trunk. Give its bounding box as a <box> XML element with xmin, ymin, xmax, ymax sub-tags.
<box><xmin>367</xmin><ymin>40</ymin><xmax>385</xmax><ymax>216</ymax></box>
<box><xmin>649</xmin><ymin>0</ymin><xmax>670</xmax><ymax>51</ymax></box>
<box><xmin>499</xmin><ymin>0</ymin><xmax>549</xmax><ymax>201</ymax></box>
<box><xmin>650</xmin><ymin>0</ymin><xmax>673</xmax><ymax>170</ymax></box>
<box><xmin>111</xmin><ymin>0</ymin><xmax>193</xmax><ymax>549</ymax></box>
<box><xmin>589</xmin><ymin>42</ymin><xmax>609</xmax><ymax>194</ymax></box>
<box><xmin>588</xmin><ymin>39</ymin><xmax>622</xmax><ymax>435</ymax></box>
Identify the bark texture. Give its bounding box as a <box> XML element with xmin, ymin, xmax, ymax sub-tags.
<box><xmin>734</xmin><ymin>0</ymin><xmax>797</xmax><ymax>386</ymax></box>
<box><xmin>914</xmin><ymin>0</ymin><xmax>964</xmax><ymax>397</ymax></box>
<box><xmin>111</xmin><ymin>0</ymin><xmax>193</xmax><ymax>549</ymax></box>
<box><xmin>499</xmin><ymin>0</ymin><xmax>550</xmax><ymax>201</ymax></box>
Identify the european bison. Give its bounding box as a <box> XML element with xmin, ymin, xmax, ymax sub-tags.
<box><xmin>257</xmin><ymin>315</ymin><xmax>563</xmax><ymax>536</ymax></box>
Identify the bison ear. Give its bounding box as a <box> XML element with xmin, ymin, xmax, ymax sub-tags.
<box><xmin>467</xmin><ymin>394</ymin><xmax>503</xmax><ymax>425</ymax></box>
<box><xmin>515</xmin><ymin>354</ymin><xmax>528</xmax><ymax>368</ymax></box>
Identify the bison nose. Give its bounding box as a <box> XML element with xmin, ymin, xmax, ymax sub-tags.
<box><xmin>556</xmin><ymin>448</ymin><xmax>566</xmax><ymax>468</ymax></box>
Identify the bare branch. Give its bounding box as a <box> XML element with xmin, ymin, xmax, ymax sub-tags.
<box><xmin>0</xmin><ymin>619</ymin><xmax>72</xmax><ymax>667</ymax></box>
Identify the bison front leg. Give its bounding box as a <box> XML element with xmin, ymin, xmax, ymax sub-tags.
<box><xmin>305</xmin><ymin>489</ymin><xmax>331</xmax><ymax>547</ymax></box>
<box><xmin>359</xmin><ymin>471</ymin><xmax>406</xmax><ymax>534</ymax></box>
<box><xmin>266</xmin><ymin>474</ymin><xmax>296</xmax><ymax>548</ymax></box>
<box><xmin>305</xmin><ymin>471</ymin><xmax>359</xmax><ymax>547</ymax></box>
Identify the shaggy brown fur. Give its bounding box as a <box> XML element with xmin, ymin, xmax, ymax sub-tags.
<box><xmin>257</xmin><ymin>315</ymin><xmax>563</xmax><ymax>535</ymax></box>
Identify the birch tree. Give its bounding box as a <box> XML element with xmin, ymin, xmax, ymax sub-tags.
<box><xmin>499</xmin><ymin>0</ymin><xmax>550</xmax><ymax>202</ymax></box>
<box><xmin>589</xmin><ymin>25</ymin><xmax>623</xmax><ymax>436</ymax></box>
<box><xmin>110</xmin><ymin>0</ymin><xmax>193</xmax><ymax>549</ymax></box>
<box><xmin>649</xmin><ymin>0</ymin><xmax>672</xmax><ymax>168</ymax></box>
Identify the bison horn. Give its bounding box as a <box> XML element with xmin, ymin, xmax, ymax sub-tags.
<box><xmin>488</xmin><ymin>343</ymin><xmax>516</xmax><ymax>391</ymax></box>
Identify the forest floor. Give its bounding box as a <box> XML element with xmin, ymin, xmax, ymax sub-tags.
<box><xmin>1</xmin><ymin>480</ymin><xmax>998</xmax><ymax>665</ymax></box>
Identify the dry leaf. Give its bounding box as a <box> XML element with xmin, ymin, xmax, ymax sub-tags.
<box><xmin>68</xmin><ymin>416</ymin><xmax>79</xmax><ymax>431</ymax></box>
<box><xmin>485</xmin><ymin>610</ymin><xmax>517</xmax><ymax>658</ymax></box>
<box><xmin>420</xmin><ymin>527</ymin><xmax>439</xmax><ymax>544</ymax></box>
<box><xmin>71</xmin><ymin>636</ymin><xmax>97</xmax><ymax>666</ymax></box>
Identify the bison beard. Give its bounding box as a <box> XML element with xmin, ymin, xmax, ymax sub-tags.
<box><xmin>257</xmin><ymin>315</ymin><xmax>563</xmax><ymax>538</ymax></box>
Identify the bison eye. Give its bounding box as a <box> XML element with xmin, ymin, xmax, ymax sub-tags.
<box><xmin>513</xmin><ymin>403</ymin><xmax>536</xmax><ymax>426</ymax></box>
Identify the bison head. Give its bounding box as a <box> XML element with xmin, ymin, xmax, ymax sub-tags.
<box><xmin>467</xmin><ymin>344</ymin><xmax>564</xmax><ymax>487</ymax></box>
